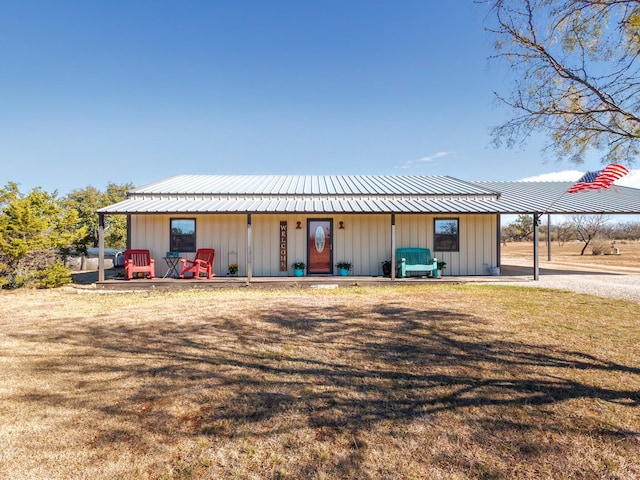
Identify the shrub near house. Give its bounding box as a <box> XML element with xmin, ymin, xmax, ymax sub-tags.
<box><xmin>0</xmin><ymin>183</ymin><xmax>84</xmax><ymax>288</ymax></box>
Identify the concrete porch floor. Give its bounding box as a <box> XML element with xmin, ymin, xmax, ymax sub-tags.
<box><xmin>82</xmin><ymin>264</ymin><xmax>534</xmax><ymax>291</ymax></box>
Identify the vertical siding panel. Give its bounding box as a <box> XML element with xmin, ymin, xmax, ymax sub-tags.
<box><xmin>377</xmin><ymin>214</ymin><xmax>391</xmax><ymax>275</ymax></box>
<box><xmin>130</xmin><ymin>214</ymin><xmax>166</xmax><ymax>276</ymax></box>
<box><xmin>252</xmin><ymin>215</ymin><xmax>265</xmax><ymax>276</ymax></box>
<box><xmin>129</xmin><ymin>215</ymin><xmax>141</xmax><ymax>248</ymax></box>
<box><xmin>340</xmin><ymin>214</ymin><xmax>389</xmax><ymax>276</ymax></box>
<box><xmin>213</xmin><ymin>214</ymin><xmax>245</xmax><ymax>277</ymax></box>
<box><xmin>253</xmin><ymin>214</ymin><xmax>276</xmax><ymax>277</ymax></box>
<box><xmin>354</xmin><ymin>215</ymin><xmax>365</xmax><ymax>276</ymax></box>
<box><xmin>478</xmin><ymin>214</ymin><xmax>486</xmax><ymax>274</ymax></box>
<box><xmin>492</xmin><ymin>214</ymin><xmax>498</xmax><ymax>271</ymax></box>
<box><xmin>396</xmin><ymin>215</ymin><xmax>404</xmax><ymax>248</ymax></box>
<box><xmin>467</xmin><ymin>215</ymin><xmax>484</xmax><ymax>275</ymax></box>
<box><xmin>463</xmin><ymin>214</ymin><xmax>473</xmax><ymax>276</ymax></box>
<box><xmin>396</xmin><ymin>215</ymin><xmax>407</xmax><ymax>249</ymax></box>
<box><xmin>334</xmin><ymin>215</ymin><xmax>348</xmax><ymax>272</ymax></box>
<box><xmin>155</xmin><ymin>215</ymin><xmax>167</xmax><ymax>271</ymax></box>
<box><xmin>397</xmin><ymin>214</ymin><xmax>427</xmax><ymax>249</ymax></box>
<box><xmin>410</xmin><ymin>215</ymin><xmax>418</xmax><ymax>246</ymax></box>
<box><xmin>484</xmin><ymin>214</ymin><xmax>494</xmax><ymax>275</ymax></box>
<box><xmin>356</xmin><ymin>215</ymin><xmax>367</xmax><ymax>276</ymax></box>
<box><xmin>216</xmin><ymin>215</ymin><xmax>226</xmax><ymax>276</ymax></box>
<box><xmin>488</xmin><ymin>214</ymin><xmax>498</xmax><ymax>274</ymax></box>
<box><xmin>469</xmin><ymin>215</ymin><xmax>477</xmax><ymax>275</ymax></box>
<box><xmin>292</xmin><ymin>215</ymin><xmax>307</xmax><ymax>276</ymax></box>
<box><xmin>456</xmin><ymin>214</ymin><xmax>466</xmax><ymax>276</ymax></box>
<box><xmin>479</xmin><ymin>214</ymin><xmax>488</xmax><ymax>275</ymax></box>
<box><xmin>419</xmin><ymin>214</ymin><xmax>428</xmax><ymax>248</ymax></box>
<box><xmin>364</xmin><ymin>215</ymin><xmax>373</xmax><ymax>275</ymax></box>
<box><xmin>351</xmin><ymin>216</ymin><xmax>361</xmax><ymax>274</ymax></box>
<box><xmin>198</xmin><ymin>214</ymin><xmax>214</xmax><ymax>274</ymax></box>
<box><xmin>215</xmin><ymin>215</ymin><xmax>227</xmax><ymax>276</ymax></box>
<box><xmin>333</xmin><ymin>216</ymin><xmax>342</xmax><ymax>270</ymax></box>
<box><xmin>467</xmin><ymin>214</ymin><xmax>475</xmax><ymax>275</ymax></box>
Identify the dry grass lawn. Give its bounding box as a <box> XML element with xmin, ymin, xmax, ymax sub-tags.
<box><xmin>1</xmin><ymin>284</ymin><xmax>639</xmax><ymax>479</ymax></box>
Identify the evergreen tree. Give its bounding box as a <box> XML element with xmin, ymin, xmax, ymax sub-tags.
<box><xmin>0</xmin><ymin>183</ymin><xmax>85</xmax><ymax>288</ymax></box>
<box><xmin>63</xmin><ymin>182</ymin><xmax>132</xmax><ymax>250</ymax></box>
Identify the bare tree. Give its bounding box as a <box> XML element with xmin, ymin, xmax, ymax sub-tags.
<box><xmin>554</xmin><ymin>220</ymin><xmax>575</xmax><ymax>246</ymax></box>
<box><xmin>613</xmin><ymin>220</ymin><xmax>640</xmax><ymax>240</ymax></box>
<box><xmin>569</xmin><ymin>214</ymin><xmax>612</xmax><ymax>254</ymax></box>
<box><xmin>484</xmin><ymin>0</ymin><xmax>640</xmax><ymax>165</ymax></box>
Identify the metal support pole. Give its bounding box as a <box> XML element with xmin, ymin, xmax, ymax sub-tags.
<box><xmin>98</xmin><ymin>214</ymin><xmax>105</xmax><ymax>282</ymax></box>
<box><xmin>247</xmin><ymin>213</ymin><xmax>253</xmax><ymax>282</ymax></box>
<box><xmin>496</xmin><ymin>213</ymin><xmax>501</xmax><ymax>269</ymax></box>
<box><xmin>547</xmin><ymin>213</ymin><xmax>552</xmax><ymax>261</ymax></box>
<box><xmin>533</xmin><ymin>213</ymin><xmax>540</xmax><ymax>281</ymax></box>
<box><xmin>390</xmin><ymin>213</ymin><xmax>396</xmax><ymax>280</ymax></box>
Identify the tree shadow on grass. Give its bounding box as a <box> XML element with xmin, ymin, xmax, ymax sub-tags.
<box><xmin>7</xmin><ymin>295</ymin><xmax>640</xmax><ymax>477</ymax></box>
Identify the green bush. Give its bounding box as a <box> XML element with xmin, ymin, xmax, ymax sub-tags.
<box><xmin>37</xmin><ymin>261</ymin><xmax>72</xmax><ymax>288</ymax></box>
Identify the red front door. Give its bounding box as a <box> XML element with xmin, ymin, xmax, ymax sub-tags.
<box><xmin>308</xmin><ymin>220</ymin><xmax>332</xmax><ymax>274</ymax></box>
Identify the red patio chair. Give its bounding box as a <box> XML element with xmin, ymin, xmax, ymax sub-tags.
<box><xmin>124</xmin><ymin>249</ymin><xmax>155</xmax><ymax>280</ymax></box>
<box><xmin>180</xmin><ymin>248</ymin><xmax>215</xmax><ymax>279</ymax></box>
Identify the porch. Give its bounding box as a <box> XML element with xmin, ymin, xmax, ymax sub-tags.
<box><xmin>82</xmin><ymin>264</ymin><xmax>528</xmax><ymax>291</ymax></box>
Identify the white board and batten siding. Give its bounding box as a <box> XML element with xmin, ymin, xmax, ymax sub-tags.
<box><xmin>395</xmin><ymin>213</ymin><xmax>498</xmax><ymax>276</ymax></box>
<box><xmin>242</xmin><ymin>214</ymin><xmax>392</xmax><ymax>276</ymax></box>
<box><xmin>129</xmin><ymin>214</ymin><xmax>247</xmax><ymax>277</ymax></box>
<box><xmin>129</xmin><ymin>213</ymin><xmax>498</xmax><ymax>277</ymax></box>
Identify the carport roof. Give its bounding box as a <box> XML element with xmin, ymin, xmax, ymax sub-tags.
<box><xmin>478</xmin><ymin>181</ymin><xmax>640</xmax><ymax>214</ymax></box>
<box><xmin>96</xmin><ymin>174</ymin><xmax>640</xmax><ymax>215</ymax></box>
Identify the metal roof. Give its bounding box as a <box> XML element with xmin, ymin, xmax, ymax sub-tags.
<box><xmin>97</xmin><ymin>175</ymin><xmax>640</xmax><ymax>215</ymax></box>
<box><xmin>480</xmin><ymin>181</ymin><xmax>640</xmax><ymax>214</ymax></box>
<box><xmin>130</xmin><ymin>174</ymin><xmax>494</xmax><ymax>196</ymax></box>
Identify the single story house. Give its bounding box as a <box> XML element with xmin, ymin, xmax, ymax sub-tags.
<box><xmin>96</xmin><ymin>174</ymin><xmax>640</xmax><ymax>281</ymax></box>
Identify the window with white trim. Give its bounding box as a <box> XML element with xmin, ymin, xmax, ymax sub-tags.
<box><xmin>434</xmin><ymin>218</ymin><xmax>459</xmax><ymax>252</ymax></box>
<box><xmin>170</xmin><ymin>218</ymin><xmax>196</xmax><ymax>252</ymax></box>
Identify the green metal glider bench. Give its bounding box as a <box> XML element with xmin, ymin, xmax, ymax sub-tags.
<box><xmin>396</xmin><ymin>247</ymin><xmax>438</xmax><ymax>278</ymax></box>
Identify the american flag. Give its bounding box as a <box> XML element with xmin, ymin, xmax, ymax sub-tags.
<box><xmin>566</xmin><ymin>163</ymin><xmax>630</xmax><ymax>193</ymax></box>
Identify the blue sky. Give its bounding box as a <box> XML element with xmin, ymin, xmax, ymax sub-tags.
<box><xmin>1</xmin><ymin>0</ymin><xmax>638</xmax><ymax>195</ymax></box>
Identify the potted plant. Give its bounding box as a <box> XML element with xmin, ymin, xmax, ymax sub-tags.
<box><xmin>291</xmin><ymin>261</ymin><xmax>306</xmax><ymax>277</ymax></box>
<box><xmin>434</xmin><ymin>260</ymin><xmax>446</xmax><ymax>278</ymax></box>
<box><xmin>227</xmin><ymin>263</ymin><xmax>238</xmax><ymax>276</ymax></box>
<box><xmin>336</xmin><ymin>261</ymin><xmax>352</xmax><ymax>276</ymax></box>
<box><xmin>381</xmin><ymin>260</ymin><xmax>392</xmax><ymax>277</ymax></box>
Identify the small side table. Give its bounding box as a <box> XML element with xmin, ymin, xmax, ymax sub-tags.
<box><xmin>163</xmin><ymin>256</ymin><xmax>181</xmax><ymax>278</ymax></box>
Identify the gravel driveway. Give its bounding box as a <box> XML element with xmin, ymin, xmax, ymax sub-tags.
<box><xmin>497</xmin><ymin>260</ymin><xmax>640</xmax><ymax>303</ymax></box>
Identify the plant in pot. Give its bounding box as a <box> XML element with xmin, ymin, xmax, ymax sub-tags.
<box><xmin>291</xmin><ymin>261</ymin><xmax>306</xmax><ymax>277</ymax></box>
<box><xmin>381</xmin><ymin>260</ymin><xmax>392</xmax><ymax>277</ymax></box>
<box><xmin>336</xmin><ymin>261</ymin><xmax>352</xmax><ymax>276</ymax></box>
<box><xmin>227</xmin><ymin>263</ymin><xmax>238</xmax><ymax>276</ymax></box>
<box><xmin>434</xmin><ymin>260</ymin><xmax>446</xmax><ymax>278</ymax></box>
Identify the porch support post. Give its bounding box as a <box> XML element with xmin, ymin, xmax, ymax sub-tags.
<box><xmin>126</xmin><ymin>214</ymin><xmax>131</xmax><ymax>250</ymax></box>
<box><xmin>391</xmin><ymin>213</ymin><xmax>396</xmax><ymax>280</ymax></box>
<box><xmin>547</xmin><ymin>213</ymin><xmax>552</xmax><ymax>261</ymax></box>
<box><xmin>533</xmin><ymin>213</ymin><xmax>540</xmax><ymax>281</ymax></box>
<box><xmin>247</xmin><ymin>213</ymin><xmax>253</xmax><ymax>282</ymax></box>
<box><xmin>98</xmin><ymin>213</ymin><xmax>105</xmax><ymax>283</ymax></box>
<box><xmin>496</xmin><ymin>213</ymin><xmax>501</xmax><ymax>269</ymax></box>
